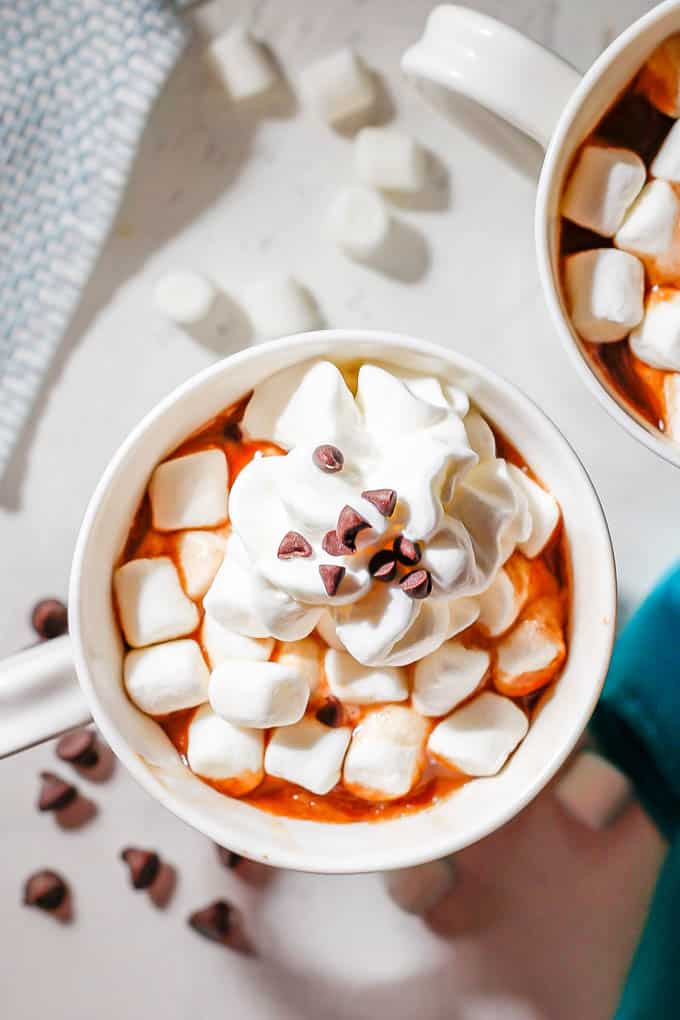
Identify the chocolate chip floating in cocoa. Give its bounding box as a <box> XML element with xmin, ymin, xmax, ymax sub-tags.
<box><xmin>400</xmin><ymin>568</ymin><xmax>432</xmax><ymax>599</ymax></box>
<box><xmin>368</xmin><ymin>549</ymin><xmax>397</xmax><ymax>582</ymax></box>
<box><xmin>277</xmin><ymin>531</ymin><xmax>312</xmax><ymax>559</ymax></box>
<box><xmin>393</xmin><ymin>535</ymin><xmax>422</xmax><ymax>566</ymax></box>
<box><xmin>322</xmin><ymin>529</ymin><xmax>353</xmax><ymax>557</ymax></box>
<box><xmin>188</xmin><ymin>900</ymin><xmax>253</xmax><ymax>954</ymax></box>
<box><xmin>120</xmin><ymin>848</ymin><xmax>161</xmax><ymax>890</ymax></box>
<box><xmin>56</xmin><ymin>728</ymin><xmax>98</xmax><ymax>768</ymax></box>
<box><xmin>31</xmin><ymin>598</ymin><xmax>68</xmax><ymax>640</ymax></box>
<box><xmin>315</xmin><ymin>698</ymin><xmax>344</xmax><ymax>728</ymax></box>
<box><xmin>362</xmin><ymin>488</ymin><xmax>397</xmax><ymax>517</ymax></box>
<box><xmin>319</xmin><ymin>564</ymin><xmax>346</xmax><ymax>596</ymax></box>
<box><xmin>23</xmin><ymin>870</ymin><xmax>68</xmax><ymax>912</ymax></box>
<box><xmin>38</xmin><ymin>772</ymin><xmax>77</xmax><ymax>813</ymax></box>
<box><xmin>313</xmin><ymin>444</ymin><xmax>344</xmax><ymax>473</ymax></box>
<box><xmin>336</xmin><ymin>505</ymin><xmax>371</xmax><ymax>551</ymax></box>
<box><xmin>216</xmin><ymin>845</ymin><xmax>243</xmax><ymax>870</ymax></box>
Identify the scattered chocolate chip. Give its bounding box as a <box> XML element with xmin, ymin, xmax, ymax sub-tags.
<box><xmin>322</xmin><ymin>529</ymin><xmax>353</xmax><ymax>556</ymax></box>
<box><xmin>31</xmin><ymin>598</ymin><xmax>68</xmax><ymax>640</ymax></box>
<box><xmin>336</xmin><ymin>505</ymin><xmax>371</xmax><ymax>551</ymax></box>
<box><xmin>313</xmin><ymin>444</ymin><xmax>344</xmax><ymax>473</ymax></box>
<box><xmin>393</xmin><ymin>535</ymin><xmax>422</xmax><ymax>566</ymax></box>
<box><xmin>277</xmin><ymin>531</ymin><xmax>312</xmax><ymax>559</ymax></box>
<box><xmin>216</xmin><ymin>845</ymin><xmax>243</xmax><ymax>870</ymax></box>
<box><xmin>38</xmin><ymin>772</ymin><xmax>77</xmax><ymax>813</ymax></box>
<box><xmin>188</xmin><ymin>900</ymin><xmax>253</xmax><ymax>954</ymax></box>
<box><xmin>361</xmin><ymin>488</ymin><xmax>397</xmax><ymax>517</ymax></box>
<box><xmin>319</xmin><ymin>564</ymin><xmax>346</xmax><ymax>596</ymax></box>
<box><xmin>120</xmin><ymin>848</ymin><xmax>161</xmax><ymax>890</ymax></box>
<box><xmin>368</xmin><ymin>549</ymin><xmax>397</xmax><ymax>582</ymax></box>
<box><xmin>23</xmin><ymin>870</ymin><xmax>68</xmax><ymax>912</ymax></box>
<box><xmin>223</xmin><ymin>422</ymin><xmax>242</xmax><ymax>442</ymax></box>
<box><xmin>399</xmin><ymin>568</ymin><xmax>432</xmax><ymax>600</ymax></box>
<box><xmin>56</xmin><ymin>729</ymin><xmax>98</xmax><ymax>768</ymax></box>
<box><xmin>315</xmin><ymin>698</ymin><xmax>344</xmax><ymax>728</ymax></box>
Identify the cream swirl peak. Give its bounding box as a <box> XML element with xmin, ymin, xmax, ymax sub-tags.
<box><xmin>203</xmin><ymin>360</ymin><xmax>550</xmax><ymax>668</ymax></box>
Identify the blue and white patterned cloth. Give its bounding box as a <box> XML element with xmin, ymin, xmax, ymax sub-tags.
<box><xmin>0</xmin><ymin>0</ymin><xmax>188</xmax><ymax>479</ymax></box>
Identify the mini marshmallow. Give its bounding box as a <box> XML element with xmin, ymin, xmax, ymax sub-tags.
<box><xmin>206</xmin><ymin>26</ymin><xmax>277</xmax><ymax>101</ymax></box>
<box><xmin>629</xmin><ymin>287</ymin><xmax>680</xmax><ymax>371</ymax></box>
<box><xmin>265</xmin><ymin>717</ymin><xmax>351</xmax><ymax>795</ymax></box>
<box><xmin>615</xmin><ymin>180</ymin><xmax>680</xmax><ymax>283</ymax></box>
<box><xmin>637</xmin><ymin>35</ymin><xmax>680</xmax><ymax>117</ymax></box>
<box><xmin>114</xmin><ymin>557</ymin><xmax>199</xmax><ymax>648</ymax></box>
<box><xmin>209</xmin><ymin>660</ymin><xmax>309</xmax><ymax>728</ymax></box>
<box><xmin>242</xmin><ymin>275</ymin><xmax>322</xmax><ymax>339</ymax></box>
<box><xmin>554</xmin><ymin>749</ymin><xmax>632</xmax><ymax>830</ymax></box>
<box><xmin>354</xmin><ymin>127</ymin><xmax>427</xmax><ymax>192</ymax></box>
<box><xmin>149</xmin><ymin>448</ymin><xmax>228</xmax><ymax>532</ymax></box>
<box><xmin>343</xmin><ymin>705</ymin><xmax>429</xmax><ymax>801</ymax></box>
<box><xmin>326</xmin><ymin>186</ymin><xmax>390</xmax><ymax>259</ymax></box>
<box><xmin>652</xmin><ymin>119</ymin><xmax>680</xmax><ymax>181</ymax></box>
<box><xmin>478</xmin><ymin>568</ymin><xmax>524</xmax><ymax>637</ymax></box>
<box><xmin>298</xmin><ymin>47</ymin><xmax>375</xmax><ymax>124</ymax></box>
<box><xmin>124</xmin><ymin>639</ymin><xmax>209</xmax><ymax>715</ymax></box>
<box><xmin>494</xmin><ymin>598</ymin><xmax>566</xmax><ymax>697</ymax></box>
<box><xmin>561</xmin><ymin>145</ymin><xmax>645</xmax><ymax>236</ymax></box>
<box><xmin>277</xmin><ymin>637</ymin><xmax>323</xmax><ymax>694</ymax></box>
<box><xmin>176</xmin><ymin>530</ymin><xmax>226</xmax><ymax>599</ymax></box>
<box><xmin>153</xmin><ymin>270</ymin><xmax>216</xmax><ymax>326</ymax></box>
<box><xmin>663</xmin><ymin>372</ymin><xmax>680</xmax><ymax>440</ymax></box>
<box><xmin>412</xmin><ymin>641</ymin><xmax>489</xmax><ymax>717</ymax></box>
<box><xmin>507</xmin><ymin>465</ymin><xmax>560</xmax><ymax>558</ymax></box>
<box><xmin>564</xmin><ymin>248</ymin><xmax>644</xmax><ymax>343</ymax></box>
<box><xmin>429</xmin><ymin>692</ymin><xmax>528</xmax><ymax>777</ymax></box>
<box><xmin>187</xmin><ymin>705</ymin><xmax>264</xmax><ymax>794</ymax></box>
<box><xmin>325</xmin><ymin>648</ymin><xmax>408</xmax><ymax>705</ymax></box>
<box><xmin>200</xmin><ymin>613</ymin><xmax>273</xmax><ymax>669</ymax></box>
<box><xmin>316</xmin><ymin>610</ymin><xmax>345</xmax><ymax>650</ymax></box>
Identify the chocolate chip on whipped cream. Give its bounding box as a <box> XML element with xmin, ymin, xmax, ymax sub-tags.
<box><xmin>313</xmin><ymin>443</ymin><xmax>344</xmax><ymax>472</ymax></box>
<box><xmin>393</xmin><ymin>535</ymin><xmax>421</xmax><ymax>566</ymax></box>
<box><xmin>38</xmin><ymin>772</ymin><xmax>78</xmax><ymax>813</ymax></box>
<box><xmin>319</xmin><ymin>564</ymin><xmax>346</xmax><ymax>596</ymax></box>
<box><xmin>399</xmin><ymin>568</ymin><xmax>432</xmax><ymax>600</ymax></box>
<box><xmin>120</xmin><ymin>847</ymin><xmax>161</xmax><ymax>890</ymax></box>
<box><xmin>336</xmin><ymin>505</ymin><xmax>371</xmax><ymax>550</ymax></box>
<box><xmin>322</xmin><ymin>529</ymin><xmax>353</xmax><ymax>556</ymax></box>
<box><xmin>361</xmin><ymin>488</ymin><xmax>397</xmax><ymax>517</ymax></box>
<box><xmin>368</xmin><ymin>549</ymin><xmax>397</xmax><ymax>581</ymax></box>
<box><xmin>277</xmin><ymin>531</ymin><xmax>313</xmax><ymax>559</ymax></box>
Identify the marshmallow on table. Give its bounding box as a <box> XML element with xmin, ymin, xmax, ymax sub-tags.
<box><xmin>176</xmin><ymin>531</ymin><xmax>226</xmax><ymax>599</ymax></box>
<box><xmin>153</xmin><ymin>271</ymin><xmax>216</xmax><ymax>326</ymax></box>
<box><xmin>615</xmin><ymin>180</ymin><xmax>680</xmax><ymax>284</ymax></box>
<box><xmin>564</xmin><ymin>248</ymin><xmax>644</xmax><ymax>343</ymax></box>
<box><xmin>343</xmin><ymin>705</ymin><xmax>429</xmax><ymax>801</ymax></box>
<box><xmin>507</xmin><ymin>464</ymin><xmax>560</xmax><ymax>558</ymax></box>
<box><xmin>277</xmin><ymin>637</ymin><xmax>323</xmax><ymax>694</ymax></box>
<box><xmin>554</xmin><ymin>749</ymin><xmax>632</xmax><ymax>830</ymax></box>
<box><xmin>200</xmin><ymin>613</ymin><xmax>273</xmax><ymax>669</ymax></box>
<box><xmin>652</xmin><ymin>119</ymin><xmax>680</xmax><ymax>181</ymax></box>
<box><xmin>494</xmin><ymin>596</ymin><xmax>566</xmax><ymax>697</ymax></box>
<box><xmin>326</xmin><ymin>186</ymin><xmax>390</xmax><ymax>259</ymax></box>
<box><xmin>149</xmin><ymin>449</ymin><xmax>228</xmax><ymax>532</ymax></box>
<box><xmin>325</xmin><ymin>648</ymin><xmax>408</xmax><ymax>705</ymax></box>
<box><xmin>124</xmin><ymin>640</ymin><xmax>209</xmax><ymax>715</ymax></box>
<box><xmin>299</xmin><ymin>47</ymin><xmax>375</xmax><ymax>124</ymax></box>
<box><xmin>413</xmin><ymin>640</ymin><xmax>489</xmax><ymax>717</ymax></box>
<box><xmin>114</xmin><ymin>557</ymin><xmax>199</xmax><ymax>648</ymax></box>
<box><xmin>429</xmin><ymin>692</ymin><xmax>528</xmax><ymax>777</ymax></box>
<box><xmin>663</xmin><ymin>373</ymin><xmax>680</xmax><ymax>440</ymax></box>
<box><xmin>242</xmin><ymin>275</ymin><xmax>322</xmax><ymax>339</ymax></box>
<box><xmin>265</xmin><ymin>717</ymin><xmax>352</xmax><ymax>795</ymax></box>
<box><xmin>629</xmin><ymin>287</ymin><xmax>680</xmax><ymax>371</ymax></box>
<box><xmin>354</xmin><ymin>127</ymin><xmax>427</xmax><ymax>192</ymax></box>
<box><xmin>209</xmin><ymin>660</ymin><xmax>309</xmax><ymax>728</ymax></box>
<box><xmin>637</xmin><ymin>34</ymin><xmax>680</xmax><ymax>117</ymax></box>
<box><xmin>206</xmin><ymin>26</ymin><xmax>277</xmax><ymax>101</ymax></box>
<box><xmin>561</xmin><ymin>144</ymin><xmax>645</xmax><ymax>236</ymax></box>
<box><xmin>187</xmin><ymin>705</ymin><xmax>264</xmax><ymax>794</ymax></box>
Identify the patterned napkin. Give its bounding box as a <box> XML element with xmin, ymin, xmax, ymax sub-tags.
<box><xmin>0</xmin><ymin>0</ymin><xmax>188</xmax><ymax>479</ymax></box>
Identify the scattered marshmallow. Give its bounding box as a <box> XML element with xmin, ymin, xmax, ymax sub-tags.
<box><xmin>326</xmin><ymin>186</ymin><xmax>390</xmax><ymax>259</ymax></box>
<box><xmin>325</xmin><ymin>648</ymin><xmax>408</xmax><ymax>705</ymax></box>
<box><xmin>153</xmin><ymin>271</ymin><xmax>216</xmax><ymax>326</ymax></box>
<box><xmin>242</xmin><ymin>275</ymin><xmax>322</xmax><ymax>339</ymax></box>
<box><xmin>206</xmin><ymin>26</ymin><xmax>277</xmax><ymax>101</ymax></box>
<box><xmin>200</xmin><ymin>613</ymin><xmax>273</xmax><ymax>669</ymax></box>
<box><xmin>561</xmin><ymin>145</ymin><xmax>645</xmax><ymax>237</ymax></box>
<box><xmin>187</xmin><ymin>704</ymin><xmax>264</xmax><ymax>794</ymax></box>
<box><xmin>652</xmin><ymin>119</ymin><xmax>680</xmax><ymax>181</ymax></box>
<box><xmin>343</xmin><ymin>705</ymin><xmax>429</xmax><ymax>801</ymax></box>
<box><xmin>176</xmin><ymin>531</ymin><xmax>226</xmax><ymax>599</ymax></box>
<box><xmin>149</xmin><ymin>449</ymin><xmax>228</xmax><ymax>532</ymax></box>
<box><xmin>384</xmin><ymin>858</ymin><xmax>457</xmax><ymax>916</ymax></box>
<box><xmin>412</xmin><ymin>641</ymin><xmax>489</xmax><ymax>717</ymax></box>
<box><xmin>114</xmin><ymin>557</ymin><xmax>199</xmax><ymax>648</ymax></box>
<box><xmin>554</xmin><ymin>750</ymin><xmax>632</xmax><ymax>830</ymax></box>
<box><xmin>477</xmin><ymin>566</ymin><xmax>525</xmax><ymax>637</ymax></box>
<box><xmin>124</xmin><ymin>640</ymin><xmax>209</xmax><ymax>715</ymax></box>
<box><xmin>265</xmin><ymin>717</ymin><xmax>351</xmax><ymax>795</ymax></box>
<box><xmin>663</xmin><ymin>372</ymin><xmax>680</xmax><ymax>440</ymax></box>
<box><xmin>354</xmin><ymin>127</ymin><xmax>427</xmax><ymax>192</ymax></box>
<box><xmin>316</xmin><ymin>610</ymin><xmax>345</xmax><ymax>650</ymax></box>
<box><xmin>494</xmin><ymin>598</ymin><xmax>566</xmax><ymax>697</ymax></box>
<box><xmin>299</xmin><ymin>47</ymin><xmax>375</xmax><ymax>124</ymax></box>
<box><xmin>209</xmin><ymin>660</ymin><xmax>309</xmax><ymax>728</ymax></box>
<box><xmin>429</xmin><ymin>692</ymin><xmax>528</xmax><ymax>777</ymax></box>
<box><xmin>276</xmin><ymin>637</ymin><xmax>323</xmax><ymax>694</ymax></box>
<box><xmin>637</xmin><ymin>35</ymin><xmax>680</xmax><ymax>117</ymax></box>
<box><xmin>564</xmin><ymin>248</ymin><xmax>644</xmax><ymax>343</ymax></box>
<box><xmin>615</xmin><ymin>179</ymin><xmax>680</xmax><ymax>283</ymax></box>
<box><xmin>507</xmin><ymin>465</ymin><xmax>560</xmax><ymax>558</ymax></box>
<box><xmin>629</xmin><ymin>287</ymin><xmax>680</xmax><ymax>371</ymax></box>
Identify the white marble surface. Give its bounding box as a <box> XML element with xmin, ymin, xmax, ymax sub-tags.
<box><xmin>0</xmin><ymin>1</ymin><xmax>674</xmax><ymax>1018</ymax></box>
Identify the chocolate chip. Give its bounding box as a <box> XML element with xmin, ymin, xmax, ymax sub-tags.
<box><xmin>223</xmin><ymin>422</ymin><xmax>242</xmax><ymax>442</ymax></box>
<box><xmin>23</xmin><ymin>870</ymin><xmax>68</xmax><ymax>912</ymax></box>
<box><xmin>315</xmin><ymin>698</ymin><xmax>344</xmax><ymax>728</ymax></box>
<box><xmin>368</xmin><ymin>549</ymin><xmax>397</xmax><ymax>582</ymax></box>
<box><xmin>56</xmin><ymin>729</ymin><xmax>98</xmax><ymax>768</ymax></box>
<box><xmin>399</xmin><ymin>568</ymin><xmax>432</xmax><ymax>599</ymax></box>
<box><xmin>393</xmin><ymin>535</ymin><xmax>422</xmax><ymax>566</ymax></box>
<box><xmin>31</xmin><ymin>598</ymin><xmax>68</xmax><ymax>640</ymax></box>
<box><xmin>319</xmin><ymin>564</ymin><xmax>345</xmax><ymax>596</ymax></box>
<box><xmin>361</xmin><ymin>488</ymin><xmax>397</xmax><ymax>517</ymax></box>
<box><xmin>277</xmin><ymin>531</ymin><xmax>312</xmax><ymax>559</ymax></box>
<box><xmin>38</xmin><ymin>772</ymin><xmax>77</xmax><ymax>812</ymax></box>
<box><xmin>313</xmin><ymin>444</ymin><xmax>344</xmax><ymax>473</ymax></box>
<box><xmin>322</xmin><ymin>529</ymin><xmax>353</xmax><ymax>556</ymax></box>
<box><xmin>336</xmin><ymin>505</ymin><xmax>371</xmax><ymax>551</ymax></box>
<box><xmin>188</xmin><ymin>900</ymin><xmax>253</xmax><ymax>954</ymax></box>
<box><xmin>216</xmin><ymin>845</ymin><xmax>243</xmax><ymax>870</ymax></box>
<box><xmin>120</xmin><ymin>848</ymin><xmax>161</xmax><ymax>890</ymax></box>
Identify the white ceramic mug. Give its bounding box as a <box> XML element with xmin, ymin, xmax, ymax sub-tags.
<box><xmin>402</xmin><ymin>1</ymin><xmax>680</xmax><ymax>468</ymax></box>
<box><xmin>0</xmin><ymin>331</ymin><xmax>616</xmax><ymax>872</ymax></box>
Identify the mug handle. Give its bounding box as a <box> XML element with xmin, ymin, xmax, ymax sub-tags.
<box><xmin>0</xmin><ymin>636</ymin><xmax>91</xmax><ymax>758</ymax></box>
<box><xmin>401</xmin><ymin>5</ymin><xmax>582</xmax><ymax>149</ymax></box>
